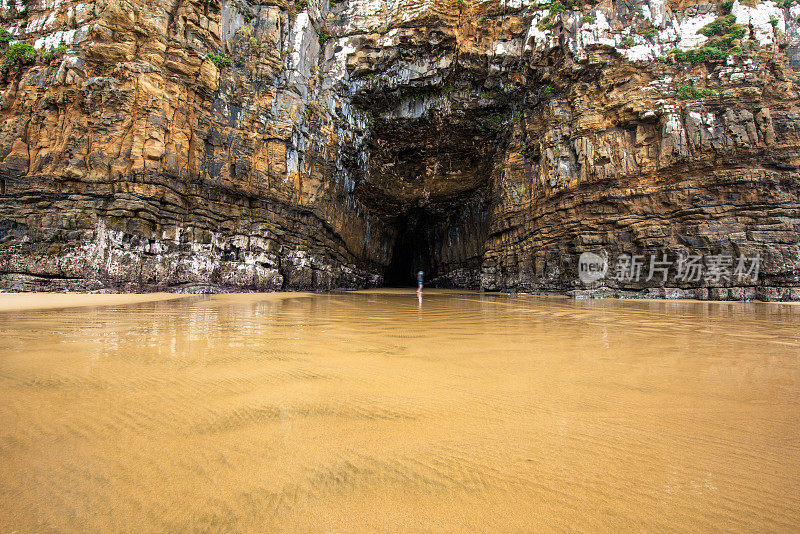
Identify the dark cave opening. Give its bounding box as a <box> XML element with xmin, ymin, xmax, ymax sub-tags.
<box><xmin>357</xmin><ymin>111</ymin><xmax>502</xmax><ymax>288</ymax></box>
<box><xmin>382</xmin><ymin>196</ymin><xmax>489</xmax><ymax>289</ymax></box>
<box><xmin>385</xmin><ymin>209</ymin><xmax>433</xmax><ymax>287</ymax></box>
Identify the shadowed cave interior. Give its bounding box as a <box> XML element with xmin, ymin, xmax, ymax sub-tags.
<box><xmin>356</xmin><ymin>113</ymin><xmax>502</xmax><ymax>288</ymax></box>
<box><xmin>385</xmin><ymin>209</ymin><xmax>433</xmax><ymax>287</ymax></box>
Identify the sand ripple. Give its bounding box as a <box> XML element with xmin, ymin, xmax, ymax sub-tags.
<box><xmin>0</xmin><ymin>290</ymin><xmax>799</xmax><ymax>531</ymax></box>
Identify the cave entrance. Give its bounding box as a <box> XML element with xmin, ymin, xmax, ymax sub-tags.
<box><xmin>354</xmin><ymin>107</ymin><xmax>502</xmax><ymax>289</ymax></box>
<box><xmin>381</xmin><ymin>195</ymin><xmax>489</xmax><ymax>288</ymax></box>
<box><xmin>385</xmin><ymin>209</ymin><xmax>432</xmax><ymax>287</ymax></box>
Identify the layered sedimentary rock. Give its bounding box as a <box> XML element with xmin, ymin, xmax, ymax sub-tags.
<box><xmin>0</xmin><ymin>0</ymin><xmax>798</xmax><ymax>298</ymax></box>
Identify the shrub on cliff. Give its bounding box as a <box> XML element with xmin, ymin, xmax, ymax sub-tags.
<box><xmin>671</xmin><ymin>14</ymin><xmax>754</xmax><ymax>65</ymax></box>
<box><xmin>0</xmin><ymin>43</ymin><xmax>35</xmax><ymax>74</ymax></box>
<box><xmin>698</xmin><ymin>14</ymin><xmax>738</xmax><ymax>38</ymax></box>
<box><xmin>671</xmin><ymin>46</ymin><xmax>727</xmax><ymax>64</ymax></box>
<box><xmin>209</xmin><ymin>52</ymin><xmax>231</xmax><ymax>69</ymax></box>
<box><xmin>548</xmin><ymin>0</ymin><xmax>566</xmax><ymax>14</ymax></box>
<box><xmin>700</xmin><ymin>14</ymin><xmax>746</xmax><ymax>49</ymax></box>
<box><xmin>0</xmin><ymin>29</ymin><xmax>12</xmax><ymax>44</ymax></box>
<box><xmin>676</xmin><ymin>84</ymin><xmax>717</xmax><ymax>100</ymax></box>
<box><xmin>639</xmin><ymin>27</ymin><xmax>657</xmax><ymax>39</ymax></box>
<box><xmin>42</xmin><ymin>46</ymin><xmax>67</xmax><ymax>63</ymax></box>
<box><xmin>534</xmin><ymin>0</ymin><xmax>571</xmax><ymax>26</ymax></box>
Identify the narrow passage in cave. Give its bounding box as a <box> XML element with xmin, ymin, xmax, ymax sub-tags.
<box><xmin>385</xmin><ymin>209</ymin><xmax>432</xmax><ymax>287</ymax></box>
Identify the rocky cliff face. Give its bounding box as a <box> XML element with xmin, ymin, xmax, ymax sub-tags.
<box><xmin>0</xmin><ymin>0</ymin><xmax>798</xmax><ymax>299</ymax></box>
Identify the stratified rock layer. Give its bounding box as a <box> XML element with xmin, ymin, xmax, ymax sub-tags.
<box><xmin>0</xmin><ymin>0</ymin><xmax>798</xmax><ymax>299</ymax></box>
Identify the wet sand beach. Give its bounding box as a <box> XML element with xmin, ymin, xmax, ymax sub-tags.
<box><xmin>0</xmin><ymin>292</ymin><xmax>191</xmax><ymax>313</ymax></box>
<box><xmin>0</xmin><ymin>290</ymin><xmax>798</xmax><ymax>531</ymax></box>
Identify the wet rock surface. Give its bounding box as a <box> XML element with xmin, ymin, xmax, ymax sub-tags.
<box><xmin>0</xmin><ymin>0</ymin><xmax>798</xmax><ymax>298</ymax></box>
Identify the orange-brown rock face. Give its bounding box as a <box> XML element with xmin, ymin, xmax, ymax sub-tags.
<box><xmin>0</xmin><ymin>0</ymin><xmax>392</xmax><ymax>291</ymax></box>
<box><xmin>0</xmin><ymin>0</ymin><xmax>798</xmax><ymax>298</ymax></box>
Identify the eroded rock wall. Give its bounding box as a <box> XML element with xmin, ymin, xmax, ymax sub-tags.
<box><xmin>0</xmin><ymin>0</ymin><xmax>392</xmax><ymax>291</ymax></box>
<box><xmin>0</xmin><ymin>0</ymin><xmax>798</xmax><ymax>298</ymax></box>
<box><xmin>481</xmin><ymin>2</ymin><xmax>800</xmax><ymax>299</ymax></box>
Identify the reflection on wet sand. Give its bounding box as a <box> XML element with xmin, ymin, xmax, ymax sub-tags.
<box><xmin>0</xmin><ymin>290</ymin><xmax>799</xmax><ymax>531</ymax></box>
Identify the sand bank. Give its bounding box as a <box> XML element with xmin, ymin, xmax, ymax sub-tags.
<box><xmin>0</xmin><ymin>292</ymin><xmax>191</xmax><ymax>313</ymax></box>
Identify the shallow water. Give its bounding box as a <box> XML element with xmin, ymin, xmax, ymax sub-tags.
<box><xmin>1</xmin><ymin>290</ymin><xmax>799</xmax><ymax>532</ymax></box>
